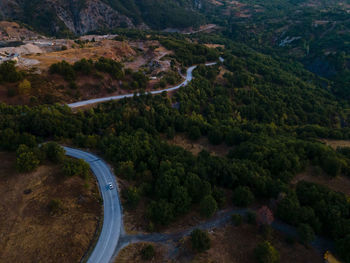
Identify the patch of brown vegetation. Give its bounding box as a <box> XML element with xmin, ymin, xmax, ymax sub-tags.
<box><xmin>204</xmin><ymin>44</ymin><xmax>225</xmax><ymax>49</ymax></box>
<box><xmin>167</xmin><ymin>134</ymin><xmax>231</xmax><ymax>157</ymax></box>
<box><xmin>115</xmin><ymin>242</ymin><xmax>166</xmax><ymax>263</ymax></box>
<box><xmin>0</xmin><ymin>152</ymin><xmax>101</xmax><ymax>263</ymax></box>
<box><xmin>0</xmin><ymin>21</ymin><xmax>40</xmax><ymax>41</ymax></box>
<box><xmin>292</xmin><ymin>166</ymin><xmax>350</xmax><ymax>196</ymax></box>
<box><xmin>321</xmin><ymin>139</ymin><xmax>350</xmax><ymax>150</ymax></box>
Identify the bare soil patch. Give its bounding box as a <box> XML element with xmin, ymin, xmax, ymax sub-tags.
<box><xmin>167</xmin><ymin>134</ymin><xmax>231</xmax><ymax>157</ymax></box>
<box><xmin>292</xmin><ymin>166</ymin><xmax>350</xmax><ymax>196</ymax></box>
<box><xmin>0</xmin><ymin>152</ymin><xmax>101</xmax><ymax>263</ymax></box>
<box><xmin>321</xmin><ymin>139</ymin><xmax>350</xmax><ymax>149</ymax></box>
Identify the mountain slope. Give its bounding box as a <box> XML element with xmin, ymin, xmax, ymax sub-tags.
<box><xmin>0</xmin><ymin>0</ymin><xmax>207</xmax><ymax>36</ymax></box>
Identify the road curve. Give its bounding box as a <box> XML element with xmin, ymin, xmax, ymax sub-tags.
<box><xmin>67</xmin><ymin>59</ymin><xmax>223</xmax><ymax>108</ymax></box>
<box><xmin>64</xmin><ymin>147</ymin><xmax>122</xmax><ymax>263</ymax></box>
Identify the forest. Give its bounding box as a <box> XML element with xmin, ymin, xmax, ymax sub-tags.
<box><xmin>1</xmin><ymin>33</ymin><xmax>350</xmax><ymax>261</ymax></box>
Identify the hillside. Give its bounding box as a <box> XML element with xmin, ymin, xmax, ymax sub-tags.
<box><xmin>207</xmin><ymin>0</ymin><xmax>350</xmax><ymax>100</ymax></box>
<box><xmin>0</xmin><ymin>0</ymin><xmax>207</xmax><ymax>36</ymax></box>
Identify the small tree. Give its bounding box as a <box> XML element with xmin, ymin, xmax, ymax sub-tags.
<box><xmin>254</xmin><ymin>241</ymin><xmax>280</xmax><ymax>263</ymax></box>
<box><xmin>118</xmin><ymin>161</ymin><xmax>135</xmax><ymax>180</ymax></box>
<box><xmin>16</xmin><ymin>152</ymin><xmax>40</xmax><ymax>172</ymax></box>
<box><xmin>122</xmin><ymin>186</ymin><xmax>140</xmax><ymax>209</ymax></box>
<box><xmin>62</xmin><ymin>158</ymin><xmax>90</xmax><ymax>179</ymax></box>
<box><xmin>297</xmin><ymin>223</ymin><xmax>315</xmax><ymax>245</ymax></box>
<box><xmin>141</xmin><ymin>244</ymin><xmax>155</xmax><ymax>260</ymax></box>
<box><xmin>191</xmin><ymin>229</ymin><xmax>211</xmax><ymax>253</ymax></box>
<box><xmin>200</xmin><ymin>195</ymin><xmax>218</xmax><ymax>218</ymax></box>
<box><xmin>18</xmin><ymin>79</ymin><xmax>31</xmax><ymax>95</ymax></box>
<box><xmin>232</xmin><ymin>186</ymin><xmax>255</xmax><ymax>207</ymax></box>
<box><xmin>16</xmin><ymin>145</ymin><xmax>40</xmax><ymax>173</ymax></box>
<box><xmin>188</xmin><ymin>126</ymin><xmax>201</xmax><ymax>141</ymax></box>
<box><xmin>43</xmin><ymin>142</ymin><xmax>65</xmax><ymax>163</ymax></box>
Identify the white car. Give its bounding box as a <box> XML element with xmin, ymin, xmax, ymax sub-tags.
<box><xmin>107</xmin><ymin>182</ymin><xmax>114</xmax><ymax>190</ymax></box>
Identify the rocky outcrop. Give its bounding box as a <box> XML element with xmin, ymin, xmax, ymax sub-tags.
<box><xmin>55</xmin><ymin>0</ymin><xmax>135</xmax><ymax>34</ymax></box>
<box><xmin>0</xmin><ymin>0</ymin><xmax>205</xmax><ymax>36</ymax></box>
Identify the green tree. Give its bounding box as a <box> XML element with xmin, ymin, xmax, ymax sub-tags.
<box><xmin>232</xmin><ymin>186</ymin><xmax>255</xmax><ymax>207</ymax></box>
<box><xmin>188</xmin><ymin>126</ymin><xmax>201</xmax><ymax>140</ymax></box>
<box><xmin>254</xmin><ymin>241</ymin><xmax>280</xmax><ymax>263</ymax></box>
<box><xmin>200</xmin><ymin>195</ymin><xmax>218</xmax><ymax>218</ymax></box>
<box><xmin>122</xmin><ymin>186</ymin><xmax>140</xmax><ymax>209</ymax></box>
<box><xmin>118</xmin><ymin>161</ymin><xmax>135</xmax><ymax>180</ymax></box>
<box><xmin>62</xmin><ymin>158</ymin><xmax>90</xmax><ymax>179</ymax></box>
<box><xmin>147</xmin><ymin>199</ymin><xmax>174</xmax><ymax>225</ymax></box>
<box><xmin>43</xmin><ymin>142</ymin><xmax>65</xmax><ymax>163</ymax></box>
<box><xmin>15</xmin><ymin>144</ymin><xmax>40</xmax><ymax>172</ymax></box>
<box><xmin>191</xmin><ymin>229</ymin><xmax>211</xmax><ymax>253</ymax></box>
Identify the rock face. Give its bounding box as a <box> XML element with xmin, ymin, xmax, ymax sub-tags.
<box><xmin>54</xmin><ymin>0</ymin><xmax>135</xmax><ymax>34</ymax></box>
<box><xmin>0</xmin><ymin>0</ymin><xmax>206</xmax><ymax>36</ymax></box>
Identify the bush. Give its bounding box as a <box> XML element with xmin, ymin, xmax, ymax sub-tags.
<box><xmin>261</xmin><ymin>225</ymin><xmax>273</xmax><ymax>240</ymax></box>
<box><xmin>49</xmin><ymin>60</ymin><xmax>76</xmax><ymax>81</ymax></box>
<box><xmin>15</xmin><ymin>145</ymin><xmax>40</xmax><ymax>173</ymax></box>
<box><xmin>232</xmin><ymin>186</ymin><xmax>255</xmax><ymax>207</ymax></box>
<box><xmin>122</xmin><ymin>186</ymin><xmax>140</xmax><ymax>209</ymax></box>
<box><xmin>188</xmin><ymin>126</ymin><xmax>201</xmax><ymax>140</ymax></box>
<box><xmin>254</xmin><ymin>241</ymin><xmax>280</xmax><ymax>263</ymax></box>
<box><xmin>141</xmin><ymin>244</ymin><xmax>155</xmax><ymax>260</ymax></box>
<box><xmin>0</xmin><ymin>61</ymin><xmax>23</xmax><ymax>82</ymax></box>
<box><xmin>200</xmin><ymin>195</ymin><xmax>218</xmax><ymax>218</ymax></box>
<box><xmin>42</xmin><ymin>142</ymin><xmax>65</xmax><ymax>163</ymax></box>
<box><xmin>191</xmin><ymin>229</ymin><xmax>211</xmax><ymax>253</ymax></box>
<box><xmin>62</xmin><ymin>158</ymin><xmax>90</xmax><ymax>179</ymax></box>
<box><xmin>297</xmin><ymin>223</ymin><xmax>315</xmax><ymax>245</ymax></box>
<box><xmin>147</xmin><ymin>199</ymin><xmax>175</xmax><ymax>225</ymax></box>
<box><xmin>18</xmin><ymin>79</ymin><xmax>31</xmax><ymax>95</ymax></box>
<box><xmin>212</xmin><ymin>186</ymin><xmax>226</xmax><ymax>208</ymax></box>
<box><xmin>232</xmin><ymin>214</ymin><xmax>243</xmax><ymax>226</ymax></box>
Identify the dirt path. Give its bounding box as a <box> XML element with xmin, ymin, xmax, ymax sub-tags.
<box><xmin>113</xmin><ymin>207</ymin><xmax>333</xmax><ymax>261</ymax></box>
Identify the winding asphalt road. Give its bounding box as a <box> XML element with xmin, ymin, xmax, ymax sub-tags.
<box><xmin>62</xmin><ymin>59</ymin><xmax>223</xmax><ymax>263</ymax></box>
<box><xmin>64</xmin><ymin>147</ymin><xmax>122</xmax><ymax>263</ymax></box>
<box><xmin>65</xmin><ymin>146</ymin><xmax>333</xmax><ymax>263</ymax></box>
<box><xmin>67</xmin><ymin>59</ymin><xmax>222</xmax><ymax>108</ymax></box>
<box><xmin>64</xmin><ymin>57</ymin><xmax>333</xmax><ymax>262</ymax></box>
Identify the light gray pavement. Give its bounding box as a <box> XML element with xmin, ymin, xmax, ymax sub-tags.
<box><xmin>64</xmin><ymin>147</ymin><xmax>122</xmax><ymax>263</ymax></box>
<box><xmin>67</xmin><ymin>60</ymin><xmax>221</xmax><ymax>108</ymax></box>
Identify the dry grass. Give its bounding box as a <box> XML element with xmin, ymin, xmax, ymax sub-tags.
<box><xmin>24</xmin><ymin>40</ymin><xmax>135</xmax><ymax>71</ymax></box>
<box><xmin>115</xmin><ymin>242</ymin><xmax>167</xmax><ymax>263</ymax></box>
<box><xmin>0</xmin><ymin>152</ymin><xmax>101</xmax><ymax>263</ymax></box>
<box><xmin>321</xmin><ymin>139</ymin><xmax>350</xmax><ymax>150</ymax></box>
<box><xmin>177</xmin><ymin>224</ymin><xmax>322</xmax><ymax>263</ymax></box>
<box><xmin>292</xmin><ymin>166</ymin><xmax>350</xmax><ymax>196</ymax></box>
<box><xmin>117</xmin><ymin>224</ymin><xmax>322</xmax><ymax>263</ymax></box>
<box><xmin>167</xmin><ymin>134</ymin><xmax>231</xmax><ymax>157</ymax></box>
